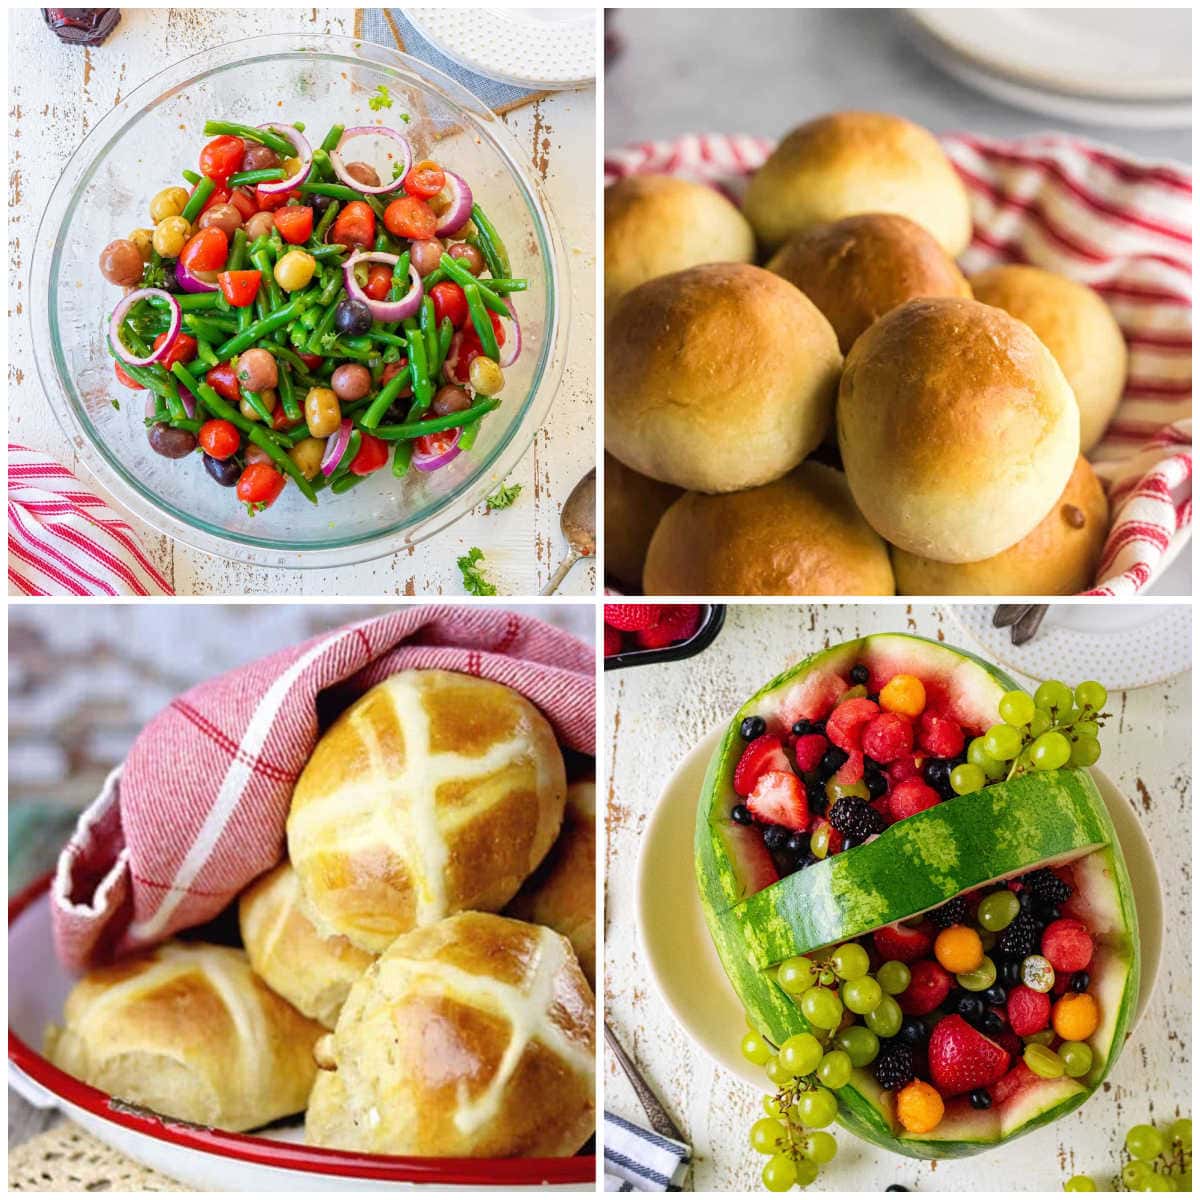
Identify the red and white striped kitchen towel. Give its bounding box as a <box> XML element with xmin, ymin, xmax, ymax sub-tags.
<box><xmin>51</xmin><ymin>606</ymin><xmax>594</xmax><ymax>970</ymax></box>
<box><xmin>605</xmin><ymin>133</ymin><xmax>1192</xmax><ymax>597</ymax></box>
<box><xmin>8</xmin><ymin>445</ymin><xmax>172</xmax><ymax>596</ymax></box>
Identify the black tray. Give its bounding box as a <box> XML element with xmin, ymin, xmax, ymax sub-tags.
<box><xmin>604</xmin><ymin>605</ymin><xmax>726</xmax><ymax>670</ymax></box>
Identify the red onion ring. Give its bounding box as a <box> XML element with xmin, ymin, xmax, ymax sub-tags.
<box><xmin>256</xmin><ymin>124</ymin><xmax>312</xmax><ymax>195</ymax></box>
<box><xmin>174</xmin><ymin>259</ymin><xmax>218</xmax><ymax>294</ymax></box>
<box><xmin>329</xmin><ymin>126</ymin><xmax>412</xmax><ymax>194</ymax></box>
<box><xmin>498</xmin><ymin>297</ymin><xmax>521</xmax><ymax>368</ymax></box>
<box><xmin>109</xmin><ymin>289</ymin><xmax>180</xmax><ymax>367</ymax></box>
<box><xmin>412</xmin><ymin>426</ymin><xmax>462</xmax><ymax>472</ymax></box>
<box><xmin>434</xmin><ymin>171</ymin><xmax>473</xmax><ymax>237</ymax></box>
<box><xmin>342</xmin><ymin>249</ymin><xmax>422</xmax><ymax>323</ymax></box>
<box><xmin>320</xmin><ymin>418</ymin><xmax>353</xmax><ymax>477</ymax></box>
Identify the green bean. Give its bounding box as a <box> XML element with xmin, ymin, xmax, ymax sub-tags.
<box><xmin>368</xmin><ymin>328</ymin><xmax>408</xmax><ymax>348</ymax></box>
<box><xmin>364</xmin><ymin>193</ymin><xmax>388</xmax><ymax>222</ymax></box>
<box><xmin>331</xmin><ymin>471</ymin><xmax>367</xmax><ymax>494</ymax></box>
<box><xmin>299</xmin><ymin>182</ymin><xmax>368</xmax><ymax>203</ymax></box>
<box><xmin>181</xmin><ymin>177</ymin><xmax>215</xmax><ymax>224</ymax></box>
<box><xmin>176</xmin><ymin>291</ymin><xmax>223</xmax><ymax>311</ymax></box>
<box><xmin>254</xmin><ymin>286</ymin><xmax>270</xmax><ymax>323</ymax></box>
<box><xmin>311</xmin><ymin>147</ymin><xmax>335</xmax><ymax>183</ymax></box>
<box><xmin>307</xmin><ymin>243</ymin><xmax>349</xmax><ymax>262</ymax></box>
<box><xmin>215</xmin><ymin>295</ymin><xmax>311</xmax><ymax>359</ymax></box>
<box><xmin>292</xmin><ymin>121</ymin><xmax>306</xmax><ymax>133</ymax></box>
<box><xmin>228</xmin><ymin>167</ymin><xmax>286</xmax><ymax>188</ymax></box>
<box><xmin>419</xmin><ymin>295</ymin><xmax>437</xmax><ymax>370</ymax></box>
<box><xmin>170</xmin><ymin>417</ymin><xmax>205</xmax><ymax>435</ymax></box>
<box><xmin>273</xmin><ymin>346</ymin><xmax>320</xmax><ymax>386</ymax></box>
<box><xmin>313</xmin><ymin>199</ymin><xmax>340</xmax><ymax>243</ymax></box>
<box><xmin>306</xmin><ymin>290</ymin><xmax>343</xmax><ymax>354</ymax></box>
<box><xmin>435</xmin><ymin>316</ymin><xmax>454</xmax><ymax>376</ymax></box>
<box><xmin>438</xmin><ymin>253</ymin><xmax>504</xmax><ymax>309</ymax></box>
<box><xmin>326</xmin><ymin>340</ymin><xmax>375</xmax><ymax>363</ymax></box>
<box><xmin>372</xmin><ymin>397</ymin><xmax>500</xmax><ymax>441</ymax></box>
<box><xmin>183</xmin><ymin>314</ymin><xmax>237</xmax><ymax>342</ymax></box>
<box><xmin>237</xmin><ymin>304</ymin><xmax>253</xmax><ymax>335</ymax></box>
<box><xmin>203</xmin><ymin>120</ymin><xmax>295</xmax><ymax>157</ymax></box>
<box><xmin>227</xmin><ymin>228</ymin><xmax>250</xmax><ymax>273</ymax></box>
<box><xmin>359</xmin><ymin>359</ymin><xmax>416</xmax><ymax>429</ymax></box>
<box><xmin>392</xmin><ymin>251</ymin><xmax>412</xmax><ymax>298</ymax></box>
<box><xmin>318</xmin><ymin>272</ymin><xmax>343</xmax><ymax>307</ymax></box>
<box><xmin>483</xmin><ymin>277</ymin><xmax>529</xmax><ymax>294</ymax></box>
<box><xmin>464</xmin><ymin>284</ymin><xmax>500</xmax><ymax>360</ymax></box>
<box><xmin>403</xmin><ymin>317</ymin><xmax>432</xmax><ymax>407</ymax></box>
<box><xmin>194</xmin><ymin>338</ymin><xmax>219</xmax><ymax>368</ymax></box>
<box><xmin>109</xmin><ymin>343</ymin><xmax>187</xmax><ymax>420</ymax></box>
<box><xmin>250</xmin><ymin>248</ymin><xmax>284</xmax><ymax>312</ymax></box>
<box><xmin>340</xmin><ymin>335</ymin><xmax>373</xmax><ymax>353</ymax></box>
<box><xmin>422</xmin><ymin>266</ymin><xmax>447</xmax><ymax>290</ymax></box>
<box><xmin>241</xmin><ymin>389</ymin><xmax>274</xmax><ymax>424</ymax></box>
<box><xmin>470</xmin><ymin>204</ymin><xmax>511</xmax><ymax>277</ymax></box>
<box><xmin>181</xmin><ymin>168</ymin><xmax>201</xmax><ymax>186</ymax></box>
<box><xmin>392</xmin><ymin>440</ymin><xmax>412</xmax><ymax>478</ymax></box>
<box><xmin>319</xmin><ymin>124</ymin><xmax>344</xmax><ymax>155</ymax></box>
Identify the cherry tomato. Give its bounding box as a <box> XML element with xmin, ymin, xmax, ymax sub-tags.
<box><xmin>198</xmin><ymin>419</ymin><xmax>240</xmax><ymax>460</ymax></box>
<box><xmin>197</xmin><ymin>185</ymin><xmax>232</xmax><ymax>216</ymax></box>
<box><xmin>349</xmin><ymin>432</ymin><xmax>388</xmax><ymax>476</ymax></box>
<box><xmin>229</xmin><ymin>188</ymin><xmax>258</xmax><ymax>221</ymax></box>
<box><xmin>152</xmin><ymin>331</ymin><xmax>198</xmax><ymax>368</ymax></box>
<box><xmin>443</xmin><ymin>332</ymin><xmax>480</xmax><ymax>385</ymax></box>
<box><xmin>199</xmin><ymin>135</ymin><xmax>245</xmax><ymax>183</ymax></box>
<box><xmin>271</xmin><ymin>406</ymin><xmax>302</xmax><ymax>432</ymax></box>
<box><xmin>273</xmin><ymin>205</ymin><xmax>314</xmax><ymax>245</ymax></box>
<box><xmin>383</xmin><ymin>195</ymin><xmax>437</xmax><ymax>241</ymax></box>
<box><xmin>114</xmin><ymin>361</ymin><xmax>145</xmax><ymax>389</ymax></box>
<box><xmin>413</xmin><ymin>428</ymin><xmax>458</xmax><ymax>462</ymax></box>
<box><xmin>205</xmin><ymin>362</ymin><xmax>241</xmax><ymax>403</ymax></box>
<box><xmin>402</xmin><ymin>159</ymin><xmax>446</xmax><ymax>200</ymax></box>
<box><xmin>179</xmin><ymin>226</ymin><xmax>228</xmax><ymax>274</ymax></box>
<box><xmin>363</xmin><ymin>263</ymin><xmax>394</xmax><ymax>301</ymax></box>
<box><xmin>381</xmin><ymin>358</ymin><xmax>412</xmax><ymax>397</ymax></box>
<box><xmin>331</xmin><ymin>201</ymin><xmax>376</xmax><ymax>250</ymax></box>
<box><xmin>429</xmin><ymin>281</ymin><xmax>469</xmax><ymax>329</ymax></box>
<box><xmin>297</xmin><ymin>353</ymin><xmax>324</xmax><ymax>372</ymax></box>
<box><xmin>255</xmin><ymin>185</ymin><xmax>298</xmax><ymax>212</ymax></box>
<box><xmin>217</xmin><ymin>269</ymin><xmax>262</xmax><ymax>308</ymax></box>
<box><xmin>236</xmin><ymin>462</ymin><xmax>286</xmax><ymax>508</ymax></box>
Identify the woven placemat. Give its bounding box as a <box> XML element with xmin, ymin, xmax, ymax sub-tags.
<box><xmin>8</xmin><ymin>1121</ymin><xmax>192</xmax><ymax>1192</ymax></box>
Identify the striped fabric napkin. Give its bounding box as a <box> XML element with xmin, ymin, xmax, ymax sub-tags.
<box><xmin>604</xmin><ymin>1111</ymin><xmax>690</xmax><ymax>1191</ymax></box>
<box><xmin>50</xmin><ymin>606</ymin><xmax>594</xmax><ymax>970</ymax></box>
<box><xmin>604</xmin><ymin>133</ymin><xmax>1192</xmax><ymax>597</ymax></box>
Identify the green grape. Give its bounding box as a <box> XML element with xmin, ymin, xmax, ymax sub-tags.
<box><xmin>1075</xmin><ymin>681</ymin><xmax>1108</xmax><ymax>712</ymax></box>
<box><xmin>957</xmin><ymin>955</ymin><xmax>997</xmax><ymax>992</ymax></box>
<box><xmin>811</xmin><ymin>825</ymin><xmax>831</xmax><ymax>859</ymax></box>
<box><xmin>1030</xmin><ymin>731</ymin><xmax>1072</xmax><ymax>771</ymax></box>
<box><xmin>762</xmin><ymin>1154</ymin><xmax>798</xmax><ymax>1192</ymax></box>
<box><xmin>979</xmin><ymin>928</ymin><xmax>997</xmax><ymax>953</ymax></box>
<box><xmin>1024</xmin><ymin>1043</ymin><xmax>1065</xmax><ymax>1078</ymax></box>
<box><xmin>877</xmin><ymin>960</ymin><xmax>912</xmax><ymax>995</ymax></box>
<box><xmin>742</xmin><ymin>1031</ymin><xmax>773</xmax><ymax>1065</ymax></box>
<box><xmin>818</xmin><ymin>966</ymin><xmax>838</xmax><ymax>987</ymax></box>
<box><xmin>978</xmin><ymin>889</ymin><xmax>1021</xmax><ymax>931</ymax></box>
<box><xmin>778</xmin><ymin>956</ymin><xmax>817</xmax><ymax>994</ymax></box>
<box><xmin>843</xmin><ymin>976</ymin><xmax>884</xmax><ymax>1015</ymax></box>
<box><xmin>834</xmin><ymin>1025</ymin><xmax>880</xmax><ymax>1068</ymax></box>
<box><xmin>983</xmin><ymin>723</ymin><xmax>1024</xmax><ymax>762</ymax></box>
<box><xmin>1000</xmin><ymin>689</ymin><xmax>1036</xmax><ymax>727</ymax></box>
<box><xmin>1064</xmin><ymin>1176</ymin><xmax>1097</xmax><ymax>1192</ymax></box>
<box><xmin>801</xmin><ymin>987</ymin><xmax>844</xmax><ymax>1029</ymax></box>
<box><xmin>1144</xmin><ymin>1173</ymin><xmax>1173</xmax><ymax>1192</ymax></box>
<box><xmin>1035</xmin><ymin>679</ymin><xmax>1074</xmax><ymax>714</ymax></box>
<box><xmin>1177</xmin><ymin>1172</ymin><xmax>1192</xmax><ymax>1192</ymax></box>
<box><xmin>865</xmin><ymin>995</ymin><xmax>903</xmax><ymax>1038</ymax></box>
<box><xmin>831</xmin><ymin>942</ymin><xmax>871</xmax><ymax>981</ymax></box>
<box><xmin>1168</xmin><ymin>1117</ymin><xmax>1192</xmax><ymax>1150</ymax></box>
<box><xmin>797</xmin><ymin>1087</ymin><xmax>838</xmax><ymax>1128</ymax></box>
<box><xmin>817</xmin><ymin>1049</ymin><xmax>853</xmax><ymax>1089</ymax></box>
<box><xmin>750</xmin><ymin>1117</ymin><xmax>786</xmax><ymax>1154</ymax></box>
<box><xmin>1122</xmin><ymin>1161</ymin><xmax>1154</xmax><ymax>1190</ymax></box>
<box><xmin>826</xmin><ymin>777</ymin><xmax>871</xmax><ymax>804</ymax></box>
<box><xmin>967</xmin><ymin>736</ymin><xmax>1007</xmax><ymax>780</ymax></box>
<box><xmin>1070</xmin><ymin>735</ymin><xmax>1102</xmax><ymax>767</ymax></box>
<box><xmin>765</xmin><ymin>1055</ymin><xmax>791</xmax><ymax>1086</ymax></box>
<box><xmin>763</xmin><ymin>1094</ymin><xmax>784</xmax><ymax>1119</ymax></box>
<box><xmin>803</xmin><ymin>1131</ymin><xmax>838</xmax><ymax>1165</ymax></box>
<box><xmin>794</xmin><ymin>1158</ymin><xmax>820</xmax><ymax>1187</ymax></box>
<box><xmin>950</xmin><ymin>762</ymin><xmax>986</xmax><ymax>795</ymax></box>
<box><xmin>1075</xmin><ymin>719</ymin><xmax>1100</xmax><ymax>739</ymax></box>
<box><xmin>1030</xmin><ymin>708</ymin><xmax>1053</xmax><ymax>737</ymax></box>
<box><xmin>1127</xmin><ymin>1124</ymin><xmax>1166</xmax><ymax>1161</ymax></box>
<box><xmin>1059</xmin><ymin>1041</ymin><xmax>1094</xmax><ymax>1078</ymax></box>
<box><xmin>779</xmin><ymin>1032</ymin><xmax>824</xmax><ymax>1077</ymax></box>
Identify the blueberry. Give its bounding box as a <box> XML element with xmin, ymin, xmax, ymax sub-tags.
<box><xmin>955</xmin><ymin>995</ymin><xmax>984</xmax><ymax>1020</ymax></box>
<box><xmin>805</xmin><ymin>779</ymin><xmax>828</xmax><ymax>816</ymax></box>
<box><xmin>1070</xmin><ymin>971</ymin><xmax>1090</xmax><ymax>993</ymax></box>
<box><xmin>820</xmin><ymin>746</ymin><xmax>849</xmax><ymax>778</ymax></box>
<box><xmin>969</xmin><ymin>1089</ymin><xmax>992</xmax><ymax>1110</ymax></box>
<box><xmin>785</xmin><ymin>832</ymin><xmax>810</xmax><ymax>856</ymax></box>
<box><xmin>763</xmin><ymin>825</ymin><xmax>788</xmax><ymax>851</ymax></box>
<box><xmin>809</xmin><ymin>720</ymin><xmax>826</xmax><ymax>736</ymax></box>
<box><xmin>980</xmin><ymin>1011</ymin><xmax>1004</xmax><ymax>1036</ymax></box>
<box><xmin>731</xmin><ymin>804</ymin><xmax>753</xmax><ymax>826</ymax></box>
<box><xmin>740</xmin><ymin>715</ymin><xmax>766</xmax><ymax>741</ymax></box>
<box><xmin>1018</xmin><ymin>890</ymin><xmax>1034</xmax><ymax>910</ymax></box>
<box><xmin>842</xmin><ymin>835</ymin><xmax>861</xmax><ymax>850</ymax></box>
<box><xmin>1034</xmin><ymin>901</ymin><xmax>1061</xmax><ymax>923</ymax></box>
<box><xmin>899</xmin><ymin>1019</ymin><xmax>927</xmax><ymax>1045</ymax></box>
<box><xmin>866</xmin><ymin>769</ymin><xmax>888</xmax><ymax>800</ymax></box>
<box><xmin>850</xmin><ymin>664</ymin><xmax>870</xmax><ymax>685</ymax></box>
<box><xmin>1000</xmin><ymin>959</ymin><xmax>1022</xmax><ymax>986</ymax></box>
<box><xmin>983</xmin><ymin>985</ymin><xmax>1007</xmax><ymax>1007</ymax></box>
<box><xmin>923</xmin><ymin>757</ymin><xmax>953</xmax><ymax>796</ymax></box>
<box><xmin>886</xmin><ymin>1187</ymin><xmax>910</xmax><ymax>1192</ymax></box>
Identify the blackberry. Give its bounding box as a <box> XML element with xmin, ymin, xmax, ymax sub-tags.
<box><xmin>1070</xmin><ymin>971</ymin><xmax>1091</xmax><ymax>993</ymax></box>
<box><xmin>930</xmin><ymin>897</ymin><xmax>969</xmax><ymax>929</ymax></box>
<box><xmin>850</xmin><ymin>664</ymin><xmax>870</xmax><ymax>685</ymax></box>
<box><xmin>763</xmin><ymin>825</ymin><xmax>788</xmax><ymax>852</ymax></box>
<box><xmin>873</xmin><ymin>1041</ymin><xmax>915</xmax><ymax>1092</ymax></box>
<box><xmin>830</xmin><ymin>796</ymin><xmax>885</xmax><ymax>842</ymax></box>
<box><xmin>740</xmin><ymin>715</ymin><xmax>766</xmax><ymax>741</ymax></box>
<box><xmin>1021</xmin><ymin>868</ymin><xmax>1072</xmax><ymax>906</ymax></box>
<box><xmin>792</xmin><ymin>719</ymin><xmax>813</xmax><ymax>737</ymax></box>
<box><xmin>819</xmin><ymin>745</ymin><xmax>849</xmax><ymax>779</ymax></box>
<box><xmin>969</xmin><ymin>1089</ymin><xmax>992</xmax><ymax>1110</ymax></box>
<box><xmin>805</xmin><ymin>778</ymin><xmax>828</xmax><ymax>817</ymax></box>
<box><xmin>731</xmin><ymin>804</ymin><xmax>753</xmax><ymax>825</ymax></box>
<box><xmin>997</xmin><ymin>910</ymin><xmax>1040</xmax><ymax>959</ymax></box>
<box><xmin>1033</xmin><ymin>900</ymin><xmax>1061</xmax><ymax>923</ymax></box>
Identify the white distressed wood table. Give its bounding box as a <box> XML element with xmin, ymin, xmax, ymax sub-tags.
<box><xmin>604</xmin><ymin>604</ymin><xmax>1191</xmax><ymax>1191</ymax></box>
<box><xmin>9</xmin><ymin>8</ymin><xmax>595</xmax><ymax>597</ymax></box>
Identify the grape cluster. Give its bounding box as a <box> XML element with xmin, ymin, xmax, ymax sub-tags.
<box><xmin>950</xmin><ymin>681</ymin><xmax>1109</xmax><ymax>797</ymax></box>
<box><xmin>1064</xmin><ymin>1116</ymin><xmax>1191</xmax><ymax>1191</ymax></box>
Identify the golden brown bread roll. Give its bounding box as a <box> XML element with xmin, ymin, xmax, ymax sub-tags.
<box><xmin>643</xmin><ymin>462</ymin><xmax>895</xmax><ymax>596</ymax></box>
<box><xmin>305</xmin><ymin>912</ymin><xmax>595</xmax><ymax>1157</ymax></box>
<box><xmin>767</xmin><ymin>214</ymin><xmax>971</xmax><ymax>354</ymax></box>
<box><xmin>892</xmin><ymin>456</ymin><xmax>1109</xmax><ymax>596</ymax></box>
<box><xmin>744</xmin><ymin>112</ymin><xmax>972</xmax><ymax>256</ymax></box>
<box><xmin>970</xmin><ymin>265</ymin><xmax>1128</xmax><ymax>454</ymax></box>
<box><xmin>604</xmin><ymin>453</ymin><xmax>682</xmax><ymax>590</ymax></box>
<box><xmin>606</xmin><ymin>263</ymin><xmax>842</xmax><ymax>493</ymax></box>
<box><xmin>287</xmin><ymin>670</ymin><xmax>566</xmax><ymax>954</ymax></box>
<box><xmin>238</xmin><ymin>861</ymin><xmax>376</xmax><ymax>1029</ymax></box>
<box><xmin>44</xmin><ymin>942</ymin><xmax>322</xmax><ymax>1131</ymax></box>
<box><xmin>605</xmin><ymin>174</ymin><xmax>755</xmax><ymax>309</ymax></box>
<box><xmin>506</xmin><ymin>780</ymin><xmax>596</xmax><ymax>985</ymax></box>
<box><xmin>837</xmin><ymin>297</ymin><xmax>1080</xmax><ymax>563</ymax></box>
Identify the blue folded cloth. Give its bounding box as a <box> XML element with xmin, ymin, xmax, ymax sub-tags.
<box><xmin>604</xmin><ymin>1110</ymin><xmax>690</xmax><ymax>1191</ymax></box>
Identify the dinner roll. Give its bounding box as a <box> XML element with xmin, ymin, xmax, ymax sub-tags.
<box><xmin>838</xmin><ymin>297</ymin><xmax>1080</xmax><ymax>563</ymax></box>
<box><xmin>971</xmin><ymin>264</ymin><xmax>1128</xmax><ymax>453</ymax></box>
<box><xmin>239</xmin><ymin>862</ymin><xmax>375</xmax><ymax>1029</ymax></box>
<box><xmin>606</xmin><ymin>263</ymin><xmax>842</xmax><ymax>492</ymax></box>
<box><xmin>306</xmin><ymin>912</ymin><xmax>595</xmax><ymax>1157</ymax></box>
<box><xmin>605</xmin><ymin>174</ymin><xmax>755</xmax><ymax>309</ymax></box>
<box><xmin>506</xmin><ymin>780</ymin><xmax>596</xmax><ymax>985</ymax></box>
<box><xmin>643</xmin><ymin>462</ymin><xmax>895</xmax><ymax>596</ymax></box>
<box><xmin>767</xmin><ymin>214</ymin><xmax>971</xmax><ymax>353</ymax></box>
<box><xmin>604</xmin><ymin>453</ymin><xmax>682</xmax><ymax>590</ymax></box>
<box><xmin>744</xmin><ymin>111</ymin><xmax>972</xmax><ymax>256</ymax></box>
<box><xmin>287</xmin><ymin>670</ymin><xmax>566</xmax><ymax>954</ymax></box>
<box><xmin>892</xmin><ymin>456</ymin><xmax>1109</xmax><ymax>596</ymax></box>
<box><xmin>45</xmin><ymin>942</ymin><xmax>322</xmax><ymax>1131</ymax></box>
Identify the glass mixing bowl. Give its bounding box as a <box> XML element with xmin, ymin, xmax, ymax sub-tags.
<box><xmin>30</xmin><ymin>34</ymin><xmax>568</xmax><ymax>569</ymax></box>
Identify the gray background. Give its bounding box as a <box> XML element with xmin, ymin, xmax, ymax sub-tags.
<box><xmin>605</xmin><ymin>9</ymin><xmax>1191</xmax><ymax>162</ymax></box>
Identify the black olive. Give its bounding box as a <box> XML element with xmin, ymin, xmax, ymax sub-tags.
<box><xmin>310</xmin><ymin>192</ymin><xmax>335</xmax><ymax>217</ymax></box>
<box><xmin>334</xmin><ymin>297</ymin><xmax>373</xmax><ymax>337</ymax></box>
<box><xmin>204</xmin><ymin>452</ymin><xmax>240</xmax><ymax>486</ymax></box>
<box><xmin>740</xmin><ymin>715</ymin><xmax>766</xmax><ymax>741</ymax></box>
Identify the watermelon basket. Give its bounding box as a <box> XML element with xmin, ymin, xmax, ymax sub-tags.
<box><xmin>695</xmin><ymin>633</ymin><xmax>1141</xmax><ymax>1159</ymax></box>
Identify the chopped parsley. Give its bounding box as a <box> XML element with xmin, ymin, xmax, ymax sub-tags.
<box><xmin>485</xmin><ymin>482</ymin><xmax>522</xmax><ymax>511</ymax></box>
<box><xmin>391</xmin><ymin>159</ymin><xmax>406</xmax><ymax>181</ymax></box>
<box><xmin>368</xmin><ymin>84</ymin><xmax>393</xmax><ymax>112</ymax></box>
<box><xmin>457</xmin><ymin>546</ymin><xmax>498</xmax><ymax>595</ymax></box>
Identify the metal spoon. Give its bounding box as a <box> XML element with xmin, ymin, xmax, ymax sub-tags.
<box><xmin>542</xmin><ymin>468</ymin><xmax>595</xmax><ymax>595</ymax></box>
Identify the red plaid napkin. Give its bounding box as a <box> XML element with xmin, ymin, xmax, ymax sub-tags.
<box><xmin>51</xmin><ymin>606</ymin><xmax>594</xmax><ymax>971</ymax></box>
<box><xmin>604</xmin><ymin>133</ymin><xmax>1192</xmax><ymax>596</ymax></box>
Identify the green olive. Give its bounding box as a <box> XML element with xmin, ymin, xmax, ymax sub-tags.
<box><xmin>274</xmin><ymin>249</ymin><xmax>316</xmax><ymax>293</ymax></box>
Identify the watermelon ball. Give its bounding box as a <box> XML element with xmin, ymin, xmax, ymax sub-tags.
<box><xmin>826</xmin><ymin>696</ymin><xmax>881</xmax><ymax>751</ymax></box>
<box><xmin>1041</xmin><ymin>918</ymin><xmax>1094</xmax><ymax>973</ymax></box>
<box><xmin>918</xmin><ymin>711</ymin><xmax>965</xmax><ymax>758</ymax></box>
<box><xmin>898</xmin><ymin>959</ymin><xmax>952</xmax><ymax>1016</ymax></box>
<box><xmin>880</xmin><ymin>673</ymin><xmax>926</xmax><ymax>717</ymax></box>
<box><xmin>888</xmin><ymin>779</ymin><xmax>941</xmax><ymax>821</ymax></box>
<box><xmin>1006</xmin><ymin>984</ymin><xmax>1051</xmax><ymax>1036</ymax></box>
<box><xmin>862</xmin><ymin>712</ymin><xmax>914</xmax><ymax>763</ymax></box>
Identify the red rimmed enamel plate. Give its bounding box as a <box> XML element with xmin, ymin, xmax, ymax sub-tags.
<box><xmin>9</xmin><ymin>875</ymin><xmax>596</xmax><ymax>1191</ymax></box>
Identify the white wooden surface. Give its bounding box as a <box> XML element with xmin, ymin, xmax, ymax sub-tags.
<box><xmin>8</xmin><ymin>8</ymin><xmax>595</xmax><ymax>597</ymax></box>
<box><xmin>604</xmin><ymin>604</ymin><xmax>1191</xmax><ymax>1191</ymax></box>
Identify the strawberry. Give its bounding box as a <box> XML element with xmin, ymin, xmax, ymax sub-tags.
<box><xmin>1041</xmin><ymin>918</ymin><xmax>1094</xmax><ymax>973</ymax></box>
<box><xmin>917</xmin><ymin>711</ymin><xmax>965</xmax><ymax>759</ymax></box>
<box><xmin>898</xmin><ymin>959</ymin><xmax>952</xmax><ymax>1016</ymax></box>
<box><xmin>928</xmin><ymin>1015</ymin><xmax>1011</xmax><ymax>1097</ymax></box>
<box><xmin>603</xmin><ymin>625</ymin><xmax>623</xmax><ymax>657</ymax></box>
<box><xmin>604</xmin><ymin>603</ymin><xmax>661</xmax><ymax>632</ymax></box>
<box><xmin>873</xmin><ymin>921</ymin><xmax>934</xmax><ymax>964</ymax></box>
<box><xmin>1006</xmin><ymin>985</ymin><xmax>1051</xmax><ymax>1036</ymax></box>
<box><xmin>888</xmin><ymin>779</ymin><xmax>942</xmax><ymax>821</ymax></box>
<box><xmin>862</xmin><ymin>711</ymin><xmax>914</xmax><ymax>763</ymax></box>
<box><xmin>792</xmin><ymin>732</ymin><xmax>828</xmax><ymax>772</ymax></box>
<box><xmin>733</xmin><ymin>735</ymin><xmax>792</xmax><ymax>797</ymax></box>
<box><xmin>636</xmin><ymin>604</ymin><xmax>702</xmax><ymax>649</ymax></box>
<box><xmin>834</xmin><ymin>749</ymin><xmax>865</xmax><ymax>786</ymax></box>
<box><xmin>825</xmin><ymin>697</ymin><xmax>880</xmax><ymax>752</ymax></box>
<box><xmin>747</xmin><ymin>770</ymin><xmax>810</xmax><ymax>833</ymax></box>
